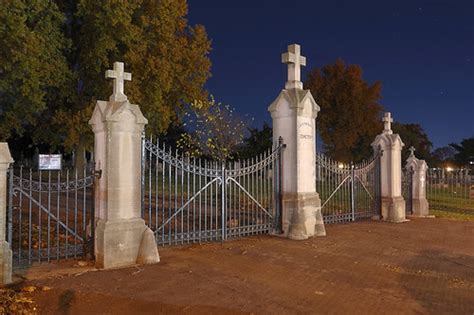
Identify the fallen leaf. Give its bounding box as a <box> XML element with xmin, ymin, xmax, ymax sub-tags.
<box><xmin>21</xmin><ymin>286</ymin><xmax>36</xmax><ymax>293</ymax></box>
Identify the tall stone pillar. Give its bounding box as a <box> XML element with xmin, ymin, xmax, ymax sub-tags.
<box><xmin>405</xmin><ymin>147</ymin><xmax>429</xmax><ymax>216</ymax></box>
<box><xmin>0</xmin><ymin>143</ymin><xmax>13</xmax><ymax>284</ymax></box>
<box><xmin>268</xmin><ymin>44</ymin><xmax>326</xmax><ymax>240</ymax></box>
<box><xmin>89</xmin><ymin>62</ymin><xmax>159</xmax><ymax>269</ymax></box>
<box><xmin>371</xmin><ymin>112</ymin><xmax>407</xmax><ymax>222</ymax></box>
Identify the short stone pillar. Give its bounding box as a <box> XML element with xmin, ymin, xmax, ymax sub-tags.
<box><xmin>268</xmin><ymin>44</ymin><xmax>326</xmax><ymax>240</ymax></box>
<box><xmin>405</xmin><ymin>147</ymin><xmax>429</xmax><ymax>216</ymax></box>
<box><xmin>0</xmin><ymin>143</ymin><xmax>13</xmax><ymax>284</ymax></box>
<box><xmin>371</xmin><ymin>112</ymin><xmax>407</xmax><ymax>222</ymax></box>
<box><xmin>89</xmin><ymin>62</ymin><xmax>159</xmax><ymax>269</ymax></box>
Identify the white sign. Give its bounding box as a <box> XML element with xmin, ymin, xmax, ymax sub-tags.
<box><xmin>39</xmin><ymin>154</ymin><xmax>62</xmax><ymax>170</ymax></box>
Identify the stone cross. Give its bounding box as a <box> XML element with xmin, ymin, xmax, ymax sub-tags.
<box><xmin>409</xmin><ymin>146</ymin><xmax>416</xmax><ymax>157</ymax></box>
<box><xmin>106</xmin><ymin>62</ymin><xmax>131</xmax><ymax>102</ymax></box>
<box><xmin>282</xmin><ymin>44</ymin><xmax>306</xmax><ymax>90</ymax></box>
<box><xmin>382</xmin><ymin>112</ymin><xmax>393</xmax><ymax>135</ymax></box>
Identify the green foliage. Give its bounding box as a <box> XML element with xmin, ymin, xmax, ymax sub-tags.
<box><xmin>450</xmin><ymin>137</ymin><xmax>474</xmax><ymax>167</ymax></box>
<box><xmin>236</xmin><ymin>122</ymin><xmax>273</xmax><ymax>159</ymax></box>
<box><xmin>392</xmin><ymin>122</ymin><xmax>433</xmax><ymax>163</ymax></box>
<box><xmin>177</xmin><ymin>96</ymin><xmax>248</xmax><ymax>161</ymax></box>
<box><xmin>1</xmin><ymin>0</ymin><xmax>211</xmax><ymax>160</ymax></box>
<box><xmin>305</xmin><ymin>59</ymin><xmax>384</xmax><ymax>163</ymax></box>
<box><xmin>0</xmin><ymin>0</ymin><xmax>70</xmax><ymax>141</ymax></box>
<box><xmin>54</xmin><ymin>0</ymin><xmax>211</xmax><ymax>152</ymax></box>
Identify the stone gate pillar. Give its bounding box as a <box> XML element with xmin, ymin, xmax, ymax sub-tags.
<box><xmin>405</xmin><ymin>147</ymin><xmax>429</xmax><ymax>216</ymax></box>
<box><xmin>0</xmin><ymin>143</ymin><xmax>13</xmax><ymax>284</ymax></box>
<box><xmin>268</xmin><ymin>44</ymin><xmax>326</xmax><ymax>240</ymax></box>
<box><xmin>371</xmin><ymin>112</ymin><xmax>407</xmax><ymax>222</ymax></box>
<box><xmin>89</xmin><ymin>62</ymin><xmax>159</xmax><ymax>269</ymax></box>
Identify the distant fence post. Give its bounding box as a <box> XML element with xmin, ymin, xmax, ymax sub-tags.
<box><xmin>405</xmin><ymin>147</ymin><xmax>429</xmax><ymax>216</ymax></box>
<box><xmin>268</xmin><ymin>44</ymin><xmax>325</xmax><ymax>240</ymax></box>
<box><xmin>89</xmin><ymin>62</ymin><xmax>159</xmax><ymax>269</ymax></box>
<box><xmin>371</xmin><ymin>112</ymin><xmax>407</xmax><ymax>222</ymax></box>
<box><xmin>0</xmin><ymin>143</ymin><xmax>13</xmax><ymax>284</ymax></box>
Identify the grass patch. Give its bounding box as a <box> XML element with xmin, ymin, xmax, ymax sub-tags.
<box><xmin>430</xmin><ymin>209</ymin><xmax>474</xmax><ymax>222</ymax></box>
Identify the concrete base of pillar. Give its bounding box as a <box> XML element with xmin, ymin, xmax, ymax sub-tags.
<box><xmin>0</xmin><ymin>241</ymin><xmax>12</xmax><ymax>285</ymax></box>
<box><xmin>283</xmin><ymin>192</ymin><xmax>326</xmax><ymax>240</ymax></box>
<box><xmin>95</xmin><ymin>218</ymin><xmax>159</xmax><ymax>269</ymax></box>
<box><xmin>411</xmin><ymin>198</ymin><xmax>429</xmax><ymax>217</ymax></box>
<box><xmin>381</xmin><ymin>196</ymin><xmax>407</xmax><ymax>223</ymax></box>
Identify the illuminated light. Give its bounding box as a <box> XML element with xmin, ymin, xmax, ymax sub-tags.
<box><xmin>338</xmin><ymin>163</ymin><xmax>344</xmax><ymax>169</ymax></box>
<box><xmin>446</xmin><ymin>167</ymin><xmax>453</xmax><ymax>172</ymax></box>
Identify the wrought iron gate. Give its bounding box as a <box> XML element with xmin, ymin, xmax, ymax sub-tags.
<box><xmin>141</xmin><ymin>136</ymin><xmax>284</xmax><ymax>245</ymax></box>
<box><xmin>7</xmin><ymin>166</ymin><xmax>97</xmax><ymax>268</ymax></box>
<box><xmin>315</xmin><ymin>153</ymin><xmax>381</xmax><ymax>223</ymax></box>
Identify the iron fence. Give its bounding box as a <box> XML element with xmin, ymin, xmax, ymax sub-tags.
<box><xmin>426</xmin><ymin>168</ymin><xmax>474</xmax><ymax>214</ymax></box>
<box><xmin>141</xmin><ymin>135</ymin><xmax>284</xmax><ymax>245</ymax></box>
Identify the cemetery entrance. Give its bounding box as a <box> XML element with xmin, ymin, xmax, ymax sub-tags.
<box><xmin>141</xmin><ymin>136</ymin><xmax>284</xmax><ymax>245</ymax></box>
<box><xmin>316</xmin><ymin>153</ymin><xmax>382</xmax><ymax>223</ymax></box>
<box><xmin>7</xmin><ymin>166</ymin><xmax>97</xmax><ymax>268</ymax></box>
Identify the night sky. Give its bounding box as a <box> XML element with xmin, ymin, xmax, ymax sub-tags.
<box><xmin>188</xmin><ymin>0</ymin><xmax>474</xmax><ymax>149</ymax></box>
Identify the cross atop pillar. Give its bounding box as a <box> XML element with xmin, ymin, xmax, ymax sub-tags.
<box><xmin>382</xmin><ymin>112</ymin><xmax>393</xmax><ymax>135</ymax></box>
<box><xmin>282</xmin><ymin>44</ymin><xmax>306</xmax><ymax>90</ymax></box>
<box><xmin>106</xmin><ymin>62</ymin><xmax>132</xmax><ymax>102</ymax></box>
<box><xmin>409</xmin><ymin>146</ymin><xmax>416</xmax><ymax>157</ymax></box>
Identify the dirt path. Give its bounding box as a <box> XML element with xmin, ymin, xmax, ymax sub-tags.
<box><xmin>12</xmin><ymin>218</ymin><xmax>474</xmax><ymax>314</ymax></box>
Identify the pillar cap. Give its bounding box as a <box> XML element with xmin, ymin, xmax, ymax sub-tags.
<box><xmin>268</xmin><ymin>89</ymin><xmax>320</xmax><ymax>118</ymax></box>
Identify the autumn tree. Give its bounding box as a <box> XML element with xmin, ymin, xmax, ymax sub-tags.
<box><xmin>54</xmin><ymin>0</ymin><xmax>212</xmax><ymax>168</ymax></box>
<box><xmin>1</xmin><ymin>0</ymin><xmax>212</xmax><ymax>168</ymax></box>
<box><xmin>392</xmin><ymin>122</ymin><xmax>433</xmax><ymax>163</ymax></box>
<box><xmin>305</xmin><ymin>59</ymin><xmax>383</xmax><ymax>162</ymax></box>
<box><xmin>177</xmin><ymin>97</ymin><xmax>248</xmax><ymax>161</ymax></box>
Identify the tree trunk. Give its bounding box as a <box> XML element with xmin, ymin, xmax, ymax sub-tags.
<box><xmin>74</xmin><ymin>140</ymin><xmax>86</xmax><ymax>171</ymax></box>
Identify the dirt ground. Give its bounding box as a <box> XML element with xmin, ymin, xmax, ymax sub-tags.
<box><xmin>9</xmin><ymin>218</ymin><xmax>474</xmax><ymax>314</ymax></box>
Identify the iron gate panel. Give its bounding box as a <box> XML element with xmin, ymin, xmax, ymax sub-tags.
<box><xmin>141</xmin><ymin>136</ymin><xmax>283</xmax><ymax>245</ymax></box>
<box><xmin>316</xmin><ymin>153</ymin><xmax>381</xmax><ymax>223</ymax></box>
<box><xmin>7</xmin><ymin>167</ymin><xmax>97</xmax><ymax>268</ymax></box>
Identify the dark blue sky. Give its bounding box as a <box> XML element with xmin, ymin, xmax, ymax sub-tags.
<box><xmin>187</xmin><ymin>0</ymin><xmax>474</xmax><ymax>149</ymax></box>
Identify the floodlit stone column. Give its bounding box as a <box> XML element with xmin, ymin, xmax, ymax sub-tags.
<box><xmin>268</xmin><ymin>44</ymin><xmax>326</xmax><ymax>240</ymax></box>
<box><xmin>371</xmin><ymin>112</ymin><xmax>407</xmax><ymax>222</ymax></box>
<box><xmin>89</xmin><ymin>62</ymin><xmax>159</xmax><ymax>269</ymax></box>
<box><xmin>0</xmin><ymin>143</ymin><xmax>13</xmax><ymax>284</ymax></box>
<box><xmin>405</xmin><ymin>147</ymin><xmax>429</xmax><ymax>216</ymax></box>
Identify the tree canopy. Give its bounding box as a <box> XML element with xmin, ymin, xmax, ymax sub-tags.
<box><xmin>1</xmin><ymin>0</ymin><xmax>212</xmax><ymax>166</ymax></box>
<box><xmin>177</xmin><ymin>97</ymin><xmax>248</xmax><ymax>161</ymax></box>
<box><xmin>0</xmin><ymin>0</ymin><xmax>70</xmax><ymax>141</ymax></box>
<box><xmin>392</xmin><ymin>122</ymin><xmax>433</xmax><ymax>163</ymax></box>
<box><xmin>236</xmin><ymin>122</ymin><xmax>273</xmax><ymax>160</ymax></box>
<box><xmin>450</xmin><ymin>137</ymin><xmax>474</xmax><ymax>167</ymax></box>
<box><xmin>305</xmin><ymin>59</ymin><xmax>384</xmax><ymax>162</ymax></box>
